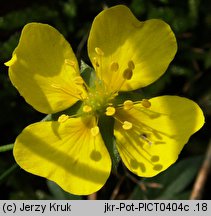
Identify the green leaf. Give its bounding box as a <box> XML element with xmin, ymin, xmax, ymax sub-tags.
<box><xmin>173</xmin><ymin>191</ymin><xmax>191</xmax><ymax>200</ymax></box>
<box><xmin>188</xmin><ymin>0</ymin><xmax>200</xmax><ymax>23</ymax></box>
<box><xmin>155</xmin><ymin>156</ymin><xmax>203</xmax><ymax>199</ymax></box>
<box><xmin>130</xmin><ymin>0</ymin><xmax>147</xmax><ymax>17</ymax></box>
<box><xmin>170</xmin><ymin>65</ymin><xmax>193</xmax><ymax>77</ymax></box>
<box><xmin>62</xmin><ymin>0</ymin><xmax>77</xmax><ymax>18</ymax></box>
<box><xmin>129</xmin><ymin>184</ymin><xmax>146</xmax><ymax>200</ymax></box>
<box><xmin>0</xmin><ymin>33</ymin><xmax>20</xmax><ymax>61</ymax></box>
<box><xmin>0</xmin><ymin>6</ymin><xmax>59</xmax><ymax>31</ymax></box>
<box><xmin>130</xmin><ymin>156</ymin><xmax>203</xmax><ymax>199</ymax></box>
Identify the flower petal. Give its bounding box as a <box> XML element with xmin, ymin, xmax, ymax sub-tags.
<box><xmin>13</xmin><ymin>117</ymin><xmax>111</xmax><ymax>195</ymax></box>
<box><xmin>114</xmin><ymin>96</ymin><xmax>204</xmax><ymax>177</ymax></box>
<box><xmin>88</xmin><ymin>5</ymin><xmax>177</xmax><ymax>92</ymax></box>
<box><xmin>6</xmin><ymin>23</ymin><xmax>86</xmax><ymax>114</ymax></box>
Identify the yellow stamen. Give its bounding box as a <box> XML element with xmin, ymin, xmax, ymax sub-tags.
<box><xmin>105</xmin><ymin>106</ymin><xmax>116</xmax><ymax>116</ymax></box>
<box><xmin>51</xmin><ymin>84</ymin><xmax>83</xmax><ymax>100</ymax></box>
<box><xmin>83</xmin><ymin>105</ymin><xmax>92</xmax><ymax>113</ymax></box>
<box><xmin>123</xmin><ymin>100</ymin><xmax>134</xmax><ymax>110</ymax></box>
<box><xmin>122</xmin><ymin>121</ymin><xmax>133</xmax><ymax>130</ymax></box>
<box><xmin>123</xmin><ymin>68</ymin><xmax>133</xmax><ymax>80</ymax></box>
<box><xmin>141</xmin><ymin>99</ymin><xmax>151</xmax><ymax>108</ymax></box>
<box><xmin>65</xmin><ymin>59</ymin><xmax>76</xmax><ymax>66</ymax></box>
<box><xmin>58</xmin><ymin>114</ymin><xmax>69</xmax><ymax>123</ymax></box>
<box><xmin>73</xmin><ymin>76</ymin><xmax>84</xmax><ymax>85</ymax></box>
<box><xmin>128</xmin><ymin>60</ymin><xmax>135</xmax><ymax>70</ymax></box>
<box><xmin>91</xmin><ymin>126</ymin><xmax>99</xmax><ymax>136</ymax></box>
<box><xmin>140</xmin><ymin>133</ymin><xmax>153</xmax><ymax>145</ymax></box>
<box><xmin>95</xmin><ymin>47</ymin><xmax>104</xmax><ymax>56</ymax></box>
<box><xmin>110</xmin><ymin>62</ymin><xmax>119</xmax><ymax>72</ymax></box>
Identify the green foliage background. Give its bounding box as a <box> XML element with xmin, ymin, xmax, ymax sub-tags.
<box><xmin>0</xmin><ymin>0</ymin><xmax>210</xmax><ymax>199</ymax></box>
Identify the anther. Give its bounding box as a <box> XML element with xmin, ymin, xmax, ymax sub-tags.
<box><xmin>105</xmin><ymin>106</ymin><xmax>116</xmax><ymax>116</ymax></box>
<box><xmin>91</xmin><ymin>126</ymin><xmax>99</xmax><ymax>136</ymax></box>
<box><xmin>110</xmin><ymin>62</ymin><xmax>119</xmax><ymax>72</ymax></box>
<box><xmin>128</xmin><ymin>60</ymin><xmax>135</xmax><ymax>70</ymax></box>
<box><xmin>83</xmin><ymin>105</ymin><xmax>92</xmax><ymax>113</ymax></box>
<box><xmin>73</xmin><ymin>76</ymin><xmax>84</xmax><ymax>85</ymax></box>
<box><xmin>122</xmin><ymin>121</ymin><xmax>133</xmax><ymax>130</ymax></box>
<box><xmin>123</xmin><ymin>100</ymin><xmax>134</xmax><ymax>110</ymax></box>
<box><xmin>95</xmin><ymin>47</ymin><xmax>104</xmax><ymax>56</ymax></box>
<box><xmin>58</xmin><ymin>114</ymin><xmax>69</xmax><ymax>123</ymax></box>
<box><xmin>141</xmin><ymin>99</ymin><xmax>151</xmax><ymax>108</ymax></box>
<box><xmin>123</xmin><ymin>68</ymin><xmax>133</xmax><ymax>80</ymax></box>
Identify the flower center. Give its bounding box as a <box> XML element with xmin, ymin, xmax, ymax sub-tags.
<box><xmin>58</xmin><ymin>47</ymin><xmax>152</xmax><ymax>142</ymax></box>
<box><xmin>80</xmin><ymin>47</ymin><xmax>151</xmax><ymax>119</ymax></box>
<box><xmin>82</xmin><ymin>79</ymin><xmax>115</xmax><ymax>115</ymax></box>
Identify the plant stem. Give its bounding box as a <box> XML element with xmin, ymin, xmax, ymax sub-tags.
<box><xmin>0</xmin><ymin>144</ymin><xmax>14</xmax><ymax>152</ymax></box>
<box><xmin>0</xmin><ymin>164</ymin><xmax>18</xmax><ymax>182</ymax></box>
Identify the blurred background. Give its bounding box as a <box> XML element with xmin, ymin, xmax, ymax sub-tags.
<box><xmin>0</xmin><ymin>0</ymin><xmax>211</xmax><ymax>199</ymax></box>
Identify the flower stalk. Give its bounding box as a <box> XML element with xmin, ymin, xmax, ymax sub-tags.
<box><xmin>0</xmin><ymin>144</ymin><xmax>14</xmax><ymax>152</ymax></box>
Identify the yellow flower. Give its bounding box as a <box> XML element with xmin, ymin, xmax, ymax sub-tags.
<box><xmin>5</xmin><ymin>5</ymin><xmax>204</xmax><ymax>195</ymax></box>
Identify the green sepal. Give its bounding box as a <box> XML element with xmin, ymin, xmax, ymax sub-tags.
<box><xmin>80</xmin><ymin>60</ymin><xmax>96</xmax><ymax>87</ymax></box>
<box><xmin>98</xmin><ymin>115</ymin><xmax>120</xmax><ymax>172</ymax></box>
